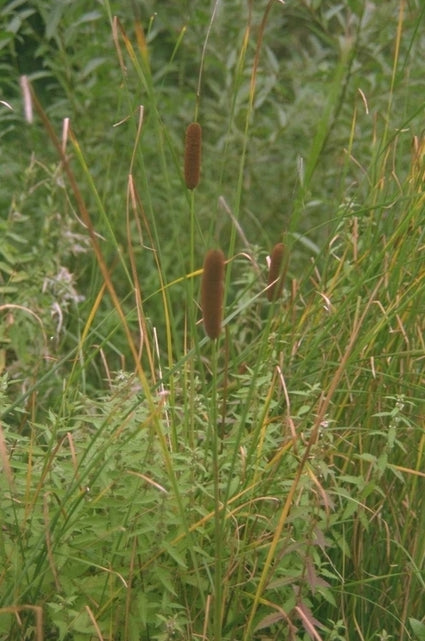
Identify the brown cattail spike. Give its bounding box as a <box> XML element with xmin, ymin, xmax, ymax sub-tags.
<box><xmin>201</xmin><ymin>249</ymin><xmax>225</xmax><ymax>339</ymax></box>
<box><xmin>184</xmin><ymin>122</ymin><xmax>202</xmax><ymax>190</ymax></box>
<box><xmin>267</xmin><ymin>242</ymin><xmax>287</xmax><ymax>302</ymax></box>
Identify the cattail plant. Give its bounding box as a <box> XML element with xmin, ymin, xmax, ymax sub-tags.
<box><xmin>201</xmin><ymin>249</ymin><xmax>225</xmax><ymax>339</ymax></box>
<box><xmin>267</xmin><ymin>242</ymin><xmax>287</xmax><ymax>302</ymax></box>
<box><xmin>184</xmin><ymin>122</ymin><xmax>202</xmax><ymax>190</ymax></box>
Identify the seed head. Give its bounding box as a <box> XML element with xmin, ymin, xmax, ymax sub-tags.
<box><xmin>184</xmin><ymin>122</ymin><xmax>202</xmax><ymax>190</ymax></box>
<box><xmin>267</xmin><ymin>242</ymin><xmax>286</xmax><ymax>302</ymax></box>
<box><xmin>201</xmin><ymin>249</ymin><xmax>225</xmax><ymax>339</ymax></box>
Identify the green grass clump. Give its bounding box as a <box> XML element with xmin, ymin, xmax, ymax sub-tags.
<box><xmin>1</xmin><ymin>1</ymin><xmax>425</xmax><ymax>640</ymax></box>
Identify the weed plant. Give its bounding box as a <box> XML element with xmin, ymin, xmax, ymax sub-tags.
<box><xmin>1</xmin><ymin>1</ymin><xmax>425</xmax><ymax>640</ymax></box>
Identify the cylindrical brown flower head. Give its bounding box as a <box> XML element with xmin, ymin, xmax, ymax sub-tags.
<box><xmin>201</xmin><ymin>249</ymin><xmax>225</xmax><ymax>339</ymax></box>
<box><xmin>184</xmin><ymin>122</ymin><xmax>202</xmax><ymax>190</ymax></box>
<box><xmin>267</xmin><ymin>242</ymin><xmax>286</xmax><ymax>302</ymax></box>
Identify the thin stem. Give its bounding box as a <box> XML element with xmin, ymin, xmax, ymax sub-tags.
<box><xmin>209</xmin><ymin>340</ymin><xmax>223</xmax><ymax>641</ymax></box>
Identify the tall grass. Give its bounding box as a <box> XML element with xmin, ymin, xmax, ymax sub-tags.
<box><xmin>1</xmin><ymin>1</ymin><xmax>425</xmax><ymax>640</ymax></box>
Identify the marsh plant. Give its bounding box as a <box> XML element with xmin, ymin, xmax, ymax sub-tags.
<box><xmin>1</xmin><ymin>1</ymin><xmax>425</xmax><ymax>640</ymax></box>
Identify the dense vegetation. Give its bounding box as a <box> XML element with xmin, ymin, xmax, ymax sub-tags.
<box><xmin>1</xmin><ymin>1</ymin><xmax>424</xmax><ymax>640</ymax></box>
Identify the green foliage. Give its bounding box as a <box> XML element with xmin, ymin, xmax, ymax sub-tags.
<box><xmin>1</xmin><ymin>1</ymin><xmax>425</xmax><ymax>640</ymax></box>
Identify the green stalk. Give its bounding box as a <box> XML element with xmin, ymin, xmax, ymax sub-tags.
<box><xmin>210</xmin><ymin>340</ymin><xmax>223</xmax><ymax>641</ymax></box>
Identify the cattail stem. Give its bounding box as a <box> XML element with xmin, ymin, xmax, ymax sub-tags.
<box><xmin>184</xmin><ymin>122</ymin><xmax>202</xmax><ymax>190</ymax></box>
<box><xmin>267</xmin><ymin>242</ymin><xmax>287</xmax><ymax>302</ymax></box>
<box><xmin>201</xmin><ymin>249</ymin><xmax>225</xmax><ymax>339</ymax></box>
<box><xmin>209</xmin><ymin>339</ymin><xmax>224</xmax><ymax>641</ymax></box>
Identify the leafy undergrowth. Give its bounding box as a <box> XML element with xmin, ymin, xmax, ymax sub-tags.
<box><xmin>1</xmin><ymin>1</ymin><xmax>425</xmax><ymax>640</ymax></box>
